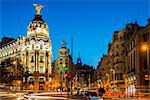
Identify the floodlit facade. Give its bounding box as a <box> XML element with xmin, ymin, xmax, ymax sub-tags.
<box><xmin>0</xmin><ymin>4</ymin><xmax>52</xmax><ymax>91</ymax></box>
<box><xmin>124</xmin><ymin>20</ymin><xmax>150</xmax><ymax>94</ymax></box>
<box><xmin>95</xmin><ymin>19</ymin><xmax>150</xmax><ymax>95</ymax></box>
<box><xmin>53</xmin><ymin>41</ymin><xmax>73</xmax><ymax>91</ymax></box>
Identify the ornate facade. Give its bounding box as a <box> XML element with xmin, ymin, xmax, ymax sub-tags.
<box><xmin>0</xmin><ymin>4</ymin><xmax>52</xmax><ymax>91</ymax></box>
<box><xmin>53</xmin><ymin>41</ymin><xmax>73</xmax><ymax>91</ymax></box>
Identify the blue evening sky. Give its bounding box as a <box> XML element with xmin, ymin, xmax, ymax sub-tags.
<box><xmin>0</xmin><ymin>0</ymin><xmax>149</xmax><ymax>67</ymax></box>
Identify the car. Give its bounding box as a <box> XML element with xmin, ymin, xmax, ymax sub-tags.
<box><xmin>80</xmin><ymin>90</ymin><xmax>88</xmax><ymax>96</ymax></box>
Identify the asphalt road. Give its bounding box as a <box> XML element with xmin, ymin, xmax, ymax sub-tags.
<box><xmin>0</xmin><ymin>95</ymin><xmax>26</xmax><ymax>100</ymax></box>
<box><xmin>0</xmin><ymin>95</ymin><xmax>17</xmax><ymax>100</ymax></box>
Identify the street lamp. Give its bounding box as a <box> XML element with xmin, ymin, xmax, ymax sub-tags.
<box><xmin>12</xmin><ymin>60</ymin><xmax>17</xmax><ymax>65</ymax></box>
<box><xmin>106</xmin><ymin>74</ymin><xmax>110</xmax><ymax>84</ymax></box>
<box><xmin>142</xmin><ymin>44</ymin><xmax>148</xmax><ymax>51</ymax></box>
<box><xmin>141</xmin><ymin>43</ymin><xmax>150</xmax><ymax>69</ymax></box>
<box><xmin>105</xmin><ymin>74</ymin><xmax>110</xmax><ymax>92</ymax></box>
<box><xmin>106</xmin><ymin>74</ymin><xmax>110</xmax><ymax>83</ymax></box>
<box><xmin>111</xmin><ymin>69</ymin><xmax>115</xmax><ymax>93</ymax></box>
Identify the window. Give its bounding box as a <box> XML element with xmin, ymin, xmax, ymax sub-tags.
<box><xmin>60</xmin><ymin>62</ymin><xmax>62</xmax><ymax>65</ymax></box>
<box><xmin>145</xmin><ymin>75</ymin><xmax>149</xmax><ymax>80</ymax></box>
<box><xmin>122</xmin><ymin>43</ymin><xmax>124</xmax><ymax>47</ymax></box>
<box><xmin>65</xmin><ymin>52</ymin><xmax>68</xmax><ymax>55</ymax></box>
<box><xmin>122</xmin><ymin>50</ymin><xmax>124</xmax><ymax>54</ymax></box>
<box><xmin>133</xmin><ymin>51</ymin><xmax>135</xmax><ymax>69</ymax></box>
<box><xmin>102</xmin><ymin>68</ymin><xmax>104</xmax><ymax>71</ymax></box>
<box><xmin>143</xmin><ymin>34</ymin><xmax>148</xmax><ymax>42</ymax></box>
<box><xmin>32</xmin><ymin>44</ymin><xmax>34</xmax><ymax>49</ymax></box>
<box><xmin>31</xmin><ymin>56</ymin><xmax>34</xmax><ymax>62</ymax></box>
<box><xmin>29</xmin><ymin>78</ymin><xmax>34</xmax><ymax>85</ymax></box>
<box><xmin>145</xmin><ymin>75</ymin><xmax>149</xmax><ymax>85</ymax></box>
<box><xmin>65</xmin><ymin>62</ymin><xmax>68</xmax><ymax>65</ymax></box>
<box><xmin>144</xmin><ymin>51</ymin><xmax>147</xmax><ymax>69</ymax></box>
<box><xmin>120</xmin><ymin>36</ymin><xmax>122</xmax><ymax>40</ymax></box>
<box><xmin>40</xmin><ymin>56</ymin><xmax>43</xmax><ymax>62</ymax></box>
<box><xmin>40</xmin><ymin>66</ymin><xmax>44</xmax><ymax>73</ymax></box>
<box><xmin>117</xmin><ymin>66</ymin><xmax>118</xmax><ymax>69</ymax></box>
<box><xmin>116</xmin><ymin>45</ymin><xmax>118</xmax><ymax>48</ymax></box>
<box><xmin>40</xmin><ymin>44</ymin><xmax>43</xmax><ymax>49</ymax></box>
<box><xmin>116</xmin><ymin>52</ymin><xmax>119</xmax><ymax>56</ymax></box>
<box><xmin>31</xmin><ymin>66</ymin><xmax>34</xmax><ymax>72</ymax></box>
<box><xmin>130</xmin><ymin>44</ymin><xmax>132</xmax><ymax>50</ymax></box>
<box><xmin>117</xmin><ymin>59</ymin><xmax>119</xmax><ymax>63</ymax></box>
<box><xmin>131</xmin><ymin>53</ymin><xmax>132</xmax><ymax>70</ymax></box>
<box><xmin>120</xmin><ymin>73</ymin><xmax>123</xmax><ymax>80</ymax></box>
<box><xmin>128</xmin><ymin>55</ymin><xmax>130</xmax><ymax>71</ymax></box>
<box><xmin>59</xmin><ymin>51</ymin><xmax>63</xmax><ymax>55</ymax></box>
<box><xmin>144</xmin><ymin>58</ymin><xmax>147</xmax><ymax>69</ymax></box>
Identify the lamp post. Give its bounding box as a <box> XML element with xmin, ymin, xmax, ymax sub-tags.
<box><xmin>105</xmin><ymin>74</ymin><xmax>110</xmax><ymax>92</ymax></box>
<box><xmin>111</xmin><ymin>69</ymin><xmax>115</xmax><ymax>93</ymax></box>
<box><xmin>141</xmin><ymin>43</ymin><xmax>150</xmax><ymax>88</ymax></box>
<box><xmin>142</xmin><ymin>43</ymin><xmax>150</xmax><ymax>70</ymax></box>
<box><xmin>12</xmin><ymin>60</ymin><xmax>17</xmax><ymax>91</ymax></box>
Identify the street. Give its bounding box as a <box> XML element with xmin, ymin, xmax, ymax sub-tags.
<box><xmin>1</xmin><ymin>91</ymin><xmax>150</xmax><ymax>100</ymax></box>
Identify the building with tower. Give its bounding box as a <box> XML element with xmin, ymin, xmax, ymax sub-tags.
<box><xmin>0</xmin><ymin>4</ymin><xmax>52</xmax><ymax>91</ymax></box>
<box><xmin>74</xmin><ymin>54</ymin><xmax>95</xmax><ymax>91</ymax></box>
<box><xmin>53</xmin><ymin>41</ymin><xmax>74</xmax><ymax>91</ymax></box>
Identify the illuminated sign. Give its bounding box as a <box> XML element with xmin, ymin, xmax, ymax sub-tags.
<box><xmin>58</xmin><ymin>67</ymin><xmax>70</xmax><ymax>71</ymax></box>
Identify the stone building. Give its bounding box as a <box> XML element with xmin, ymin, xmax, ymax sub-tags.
<box><xmin>0</xmin><ymin>4</ymin><xmax>53</xmax><ymax>91</ymax></box>
<box><xmin>95</xmin><ymin>19</ymin><xmax>150</xmax><ymax>94</ymax></box>
<box><xmin>53</xmin><ymin>41</ymin><xmax>74</xmax><ymax>91</ymax></box>
<box><xmin>73</xmin><ymin>55</ymin><xmax>94</xmax><ymax>90</ymax></box>
<box><xmin>96</xmin><ymin>55</ymin><xmax>109</xmax><ymax>89</ymax></box>
<box><xmin>100</xmin><ymin>30</ymin><xmax>126</xmax><ymax>93</ymax></box>
<box><xmin>124</xmin><ymin>20</ymin><xmax>150</xmax><ymax>94</ymax></box>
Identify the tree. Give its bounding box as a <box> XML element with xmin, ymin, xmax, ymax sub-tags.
<box><xmin>0</xmin><ymin>57</ymin><xmax>29</xmax><ymax>85</ymax></box>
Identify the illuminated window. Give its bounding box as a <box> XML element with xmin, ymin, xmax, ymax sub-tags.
<box><xmin>40</xmin><ymin>66</ymin><xmax>44</xmax><ymax>73</ymax></box>
<box><xmin>31</xmin><ymin>66</ymin><xmax>34</xmax><ymax>72</ymax></box>
<box><xmin>145</xmin><ymin>75</ymin><xmax>149</xmax><ymax>80</ymax></box>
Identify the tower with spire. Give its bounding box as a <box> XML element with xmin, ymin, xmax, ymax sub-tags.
<box><xmin>53</xmin><ymin>40</ymin><xmax>74</xmax><ymax>92</ymax></box>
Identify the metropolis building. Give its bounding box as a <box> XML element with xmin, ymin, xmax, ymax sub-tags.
<box><xmin>0</xmin><ymin>4</ymin><xmax>52</xmax><ymax>90</ymax></box>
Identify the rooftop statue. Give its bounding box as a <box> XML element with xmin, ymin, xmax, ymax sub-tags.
<box><xmin>33</xmin><ymin>4</ymin><xmax>43</xmax><ymax>15</ymax></box>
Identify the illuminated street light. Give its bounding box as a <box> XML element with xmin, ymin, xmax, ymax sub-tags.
<box><xmin>18</xmin><ymin>80</ymin><xmax>21</xmax><ymax>84</ymax></box>
<box><xmin>142</xmin><ymin>44</ymin><xmax>148</xmax><ymax>51</ymax></box>
<box><xmin>12</xmin><ymin>60</ymin><xmax>17</xmax><ymax>65</ymax></box>
<box><xmin>110</xmin><ymin>69</ymin><xmax>116</xmax><ymax>93</ymax></box>
<box><xmin>106</xmin><ymin>74</ymin><xmax>109</xmax><ymax>76</ymax></box>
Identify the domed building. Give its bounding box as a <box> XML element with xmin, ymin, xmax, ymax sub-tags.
<box><xmin>0</xmin><ymin>4</ymin><xmax>52</xmax><ymax>91</ymax></box>
<box><xmin>21</xmin><ymin>4</ymin><xmax>52</xmax><ymax>91</ymax></box>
